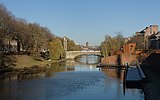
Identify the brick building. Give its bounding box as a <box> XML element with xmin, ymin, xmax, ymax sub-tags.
<box><xmin>3</xmin><ymin>39</ymin><xmax>18</xmax><ymax>52</ymax></box>
<box><xmin>136</xmin><ymin>25</ymin><xmax>158</xmax><ymax>49</ymax></box>
<box><xmin>123</xmin><ymin>43</ymin><xmax>136</xmax><ymax>54</ymax></box>
<box><xmin>149</xmin><ymin>32</ymin><xmax>160</xmax><ymax>49</ymax></box>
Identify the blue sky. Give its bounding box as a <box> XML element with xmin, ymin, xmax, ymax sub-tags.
<box><xmin>1</xmin><ymin>0</ymin><xmax>160</xmax><ymax>46</ymax></box>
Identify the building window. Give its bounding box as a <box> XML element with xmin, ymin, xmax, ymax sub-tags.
<box><xmin>130</xmin><ymin>45</ymin><xmax>133</xmax><ymax>51</ymax></box>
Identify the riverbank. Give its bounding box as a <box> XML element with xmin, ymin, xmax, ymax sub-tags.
<box><xmin>0</xmin><ymin>55</ymin><xmax>66</xmax><ymax>79</ymax></box>
<box><xmin>14</xmin><ymin>55</ymin><xmax>66</xmax><ymax>69</ymax></box>
<box><xmin>0</xmin><ymin>55</ymin><xmax>144</xmax><ymax>100</ymax></box>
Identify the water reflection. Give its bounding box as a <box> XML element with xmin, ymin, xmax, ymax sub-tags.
<box><xmin>76</xmin><ymin>55</ymin><xmax>100</xmax><ymax>64</ymax></box>
<box><xmin>101</xmin><ymin>67</ymin><xmax>124</xmax><ymax>80</ymax></box>
<box><xmin>0</xmin><ymin>55</ymin><xmax>144</xmax><ymax>100</ymax></box>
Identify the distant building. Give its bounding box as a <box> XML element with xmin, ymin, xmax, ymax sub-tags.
<box><xmin>149</xmin><ymin>32</ymin><xmax>160</xmax><ymax>49</ymax></box>
<box><xmin>135</xmin><ymin>25</ymin><xmax>158</xmax><ymax>49</ymax></box>
<box><xmin>135</xmin><ymin>31</ymin><xmax>145</xmax><ymax>36</ymax></box>
<box><xmin>3</xmin><ymin>39</ymin><xmax>18</xmax><ymax>52</ymax></box>
<box><xmin>144</xmin><ymin>25</ymin><xmax>158</xmax><ymax>36</ymax></box>
<box><xmin>81</xmin><ymin>42</ymin><xmax>94</xmax><ymax>51</ymax></box>
<box><xmin>86</xmin><ymin>42</ymin><xmax>89</xmax><ymax>47</ymax></box>
<box><xmin>81</xmin><ymin>45</ymin><xmax>94</xmax><ymax>51</ymax></box>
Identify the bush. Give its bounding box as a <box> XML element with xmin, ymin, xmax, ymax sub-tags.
<box><xmin>48</xmin><ymin>38</ymin><xmax>65</xmax><ymax>60</ymax></box>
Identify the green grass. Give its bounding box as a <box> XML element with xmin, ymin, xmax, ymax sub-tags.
<box><xmin>14</xmin><ymin>55</ymin><xmax>42</xmax><ymax>68</ymax></box>
<box><xmin>14</xmin><ymin>55</ymin><xmax>64</xmax><ymax>69</ymax></box>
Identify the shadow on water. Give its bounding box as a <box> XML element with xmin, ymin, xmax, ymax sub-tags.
<box><xmin>45</xmin><ymin>62</ymin><xmax>75</xmax><ymax>77</ymax></box>
<box><xmin>116</xmin><ymin>54</ymin><xmax>122</xmax><ymax>79</ymax></box>
<box><xmin>116</xmin><ymin>54</ymin><xmax>126</xmax><ymax>95</ymax></box>
<box><xmin>0</xmin><ymin>57</ymin><xmax>91</xmax><ymax>81</ymax></box>
<box><xmin>0</xmin><ymin>61</ymin><xmax>66</xmax><ymax>81</ymax></box>
<box><xmin>18</xmin><ymin>62</ymin><xmax>70</xmax><ymax>80</ymax></box>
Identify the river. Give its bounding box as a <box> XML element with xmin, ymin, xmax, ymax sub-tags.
<box><xmin>0</xmin><ymin>55</ymin><xmax>144</xmax><ymax>100</ymax></box>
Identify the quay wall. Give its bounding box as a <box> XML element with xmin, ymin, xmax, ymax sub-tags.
<box><xmin>101</xmin><ymin>53</ymin><xmax>138</xmax><ymax>66</ymax></box>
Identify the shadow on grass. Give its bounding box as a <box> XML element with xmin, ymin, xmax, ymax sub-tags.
<box><xmin>0</xmin><ymin>54</ymin><xmax>17</xmax><ymax>73</ymax></box>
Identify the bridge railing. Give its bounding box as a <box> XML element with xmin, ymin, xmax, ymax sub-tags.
<box><xmin>65</xmin><ymin>50</ymin><xmax>101</xmax><ymax>59</ymax></box>
<box><xmin>66</xmin><ymin>50</ymin><xmax>100</xmax><ymax>53</ymax></box>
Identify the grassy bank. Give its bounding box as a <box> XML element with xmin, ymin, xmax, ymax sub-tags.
<box><xmin>0</xmin><ymin>55</ymin><xmax>66</xmax><ymax>79</ymax></box>
<box><xmin>14</xmin><ymin>55</ymin><xmax>66</xmax><ymax>68</ymax></box>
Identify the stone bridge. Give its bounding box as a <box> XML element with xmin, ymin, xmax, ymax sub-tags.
<box><xmin>66</xmin><ymin>51</ymin><xmax>101</xmax><ymax>59</ymax></box>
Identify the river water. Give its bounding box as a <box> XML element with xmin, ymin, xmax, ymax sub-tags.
<box><xmin>0</xmin><ymin>55</ymin><xmax>144</xmax><ymax>100</ymax></box>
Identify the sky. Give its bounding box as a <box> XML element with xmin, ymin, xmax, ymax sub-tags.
<box><xmin>0</xmin><ymin>0</ymin><xmax>160</xmax><ymax>46</ymax></box>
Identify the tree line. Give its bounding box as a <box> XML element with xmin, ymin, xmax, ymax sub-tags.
<box><xmin>100</xmin><ymin>32</ymin><xmax>145</xmax><ymax>57</ymax></box>
<box><xmin>0</xmin><ymin>4</ymin><xmax>80</xmax><ymax>68</ymax></box>
<box><xmin>100</xmin><ymin>32</ymin><xmax>124</xmax><ymax>57</ymax></box>
<box><xmin>0</xmin><ymin>4</ymin><xmax>54</xmax><ymax>53</ymax></box>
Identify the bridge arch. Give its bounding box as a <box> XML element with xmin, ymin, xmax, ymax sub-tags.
<box><xmin>66</xmin><ymin>51</ymin><xmax>101</xmax><ymax>59</ymax></box>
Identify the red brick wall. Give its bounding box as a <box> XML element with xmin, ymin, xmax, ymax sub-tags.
<box><xmin>123</xmin><ymin>43</ymin><xmax>136</xmax><ymax>54</ymax></box>
<box><xmin>101</xmin><ymin>53</ymin><xmax>138</xmax><ymax>66</ymax></box>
